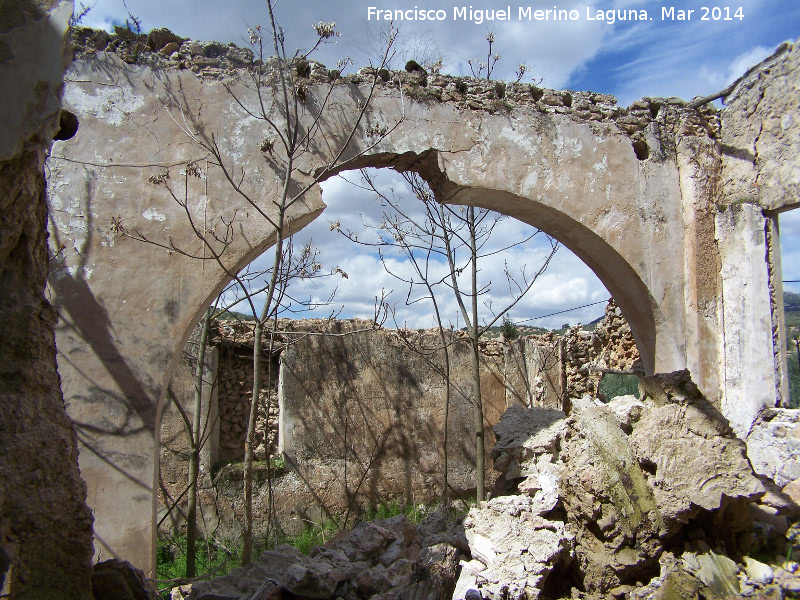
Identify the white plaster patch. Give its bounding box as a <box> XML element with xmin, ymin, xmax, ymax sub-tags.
<box><xmin>65</xmin><ymin>84</ymin><xmax>146</xmax><ymax>127</ymax></box>
<box><xmin>521</xmin><ymin>170</ymin><xmax>539</xmax><ymax>196</ymax></box>
<box><xmin>597</xmin><ymin>207</ymin><xmax>627</xmax><ymax>234</ymax></box>
<box><xmin>470</xmin><ymin>533</ymin><xmax>497</xmax><ymax>565</ymax></box>
<box><xmin>224</xmin><ymin>107</ymin><xmax>263</xmax><ymax>163</ymax></box>
<box><xmin>143</xmin><ymin>208</ymin><xmax>167</xmax><ymax>221</ymax></box>
<box><xmin>500</xmin><ymin>123</ymin><xmax>538</xmax><ymax>153</ymax></box>
<box><xmin>592</xmin><ymin>154</ymin><xmax>609</xmax><ymax>173</ymax></box>
<box><xmin>553</xmin><ymin>123</ymin><xmax>583</xmax><ymax>156</ymax></box>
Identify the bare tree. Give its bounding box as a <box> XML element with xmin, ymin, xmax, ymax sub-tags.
<box><xmin>120</xmin><ymin>0</ymin><xmax>402</xmax><ymax>570</ymax></box>
<box><xmin>340</xmin><ymin>171</ymin><xmax>559</xmax><ymax>502</ymax></box>
<box><xmin>186</xmin><ymin>306</ymin><xmax>212</xmax><ymax>577</ymax></box>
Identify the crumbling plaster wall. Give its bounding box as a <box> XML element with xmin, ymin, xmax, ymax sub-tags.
<box><xmin>718</xmin><ymin>37</ymin><xmax>800</xmax><ymax>471</ymax></box>
<box><xmin>277</xmin><ymin>321</ymin><xmax>509</xmax><ymax>507</ymax></box>
<box><xmin>0</xmin><ymin>1</ymin><xmax>96</xmax><ymax>598</ymax></box>
<box><xmin>46</xmin><ymin>32</ymin><xmax>798</xmax><ymax>569</ymax></box>
<box><xmin>161</xmin><ymin>305</ymin><xmax>636</xmax><ymax>534</ymax></box>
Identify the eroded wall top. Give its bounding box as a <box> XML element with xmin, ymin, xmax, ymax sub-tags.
<box><xmin>721</xmin><ymin>37</ymin><xmax>799</xmax><ymax>212</ymax></box>
<box><xmin>70</xmin><ymin>25</ymin><xmax>722</xmax><ymax>161</ymax></box>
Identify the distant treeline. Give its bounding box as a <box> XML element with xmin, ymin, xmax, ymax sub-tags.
<box><xmin>785</xmin><ymin>291</ymin><xmax>800</xmax><ymax>313</ymax></box>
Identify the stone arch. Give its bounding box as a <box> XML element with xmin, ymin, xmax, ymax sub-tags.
<box><xmin>46</xmin><ymin>38</ymin><xmax>800</xmax><ymax>573</ymax></box>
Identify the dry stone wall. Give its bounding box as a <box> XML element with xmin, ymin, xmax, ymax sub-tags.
<box><xmin>160</xmin><ymin>301</ymin><xmax>641</xmax><ymax>538</ymax></box>
<box><xmin>214</xmin><ymin>321</ymin><xmax>280</xmax><ymax>464</ymax></box>
<box><xmin>505</xmin><ymin>299</ymin><xmax>640</xmax><ymax>406</ymax></box>
<box><xmin>69</xmin><ymin>25</ymin><xmax>723</xmax><ymax>165</ymax></box>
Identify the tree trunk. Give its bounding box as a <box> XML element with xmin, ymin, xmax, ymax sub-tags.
<box><xmin>186</xmin><ymin>307</ymin><xmax>212</xmax><ymax>577</ymax></box>
<box><xmin>468</xmin><ymin>206</ymin><xmax>485</xmax><ymax>503</ymax></box>
<box><xmin>241</xmin><ymin>317</ymin><xmax>263</xmax><ymax>565</ymax></box>
<box><xmin>470</xmin><ymin>336</ymin><xmax>484</xmax><ymax>503</ymax></box>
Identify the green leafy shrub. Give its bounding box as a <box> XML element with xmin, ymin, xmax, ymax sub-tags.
<box><xmin>501</xmin><ymin>316</ymin><xmax>519</xmax><ymax>341</ymax></box>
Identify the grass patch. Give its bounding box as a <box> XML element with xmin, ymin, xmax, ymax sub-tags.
<box><xmin>789</xmin><ymin>345</ymin><xmax>800</xmax><ymax>409</ymax></box>
<box><xmin>156</xmin><ymin>499</ymin><xmax>438</xmax><ymax>597</ymax></box>
<box><xmin>156</xmin><ymin>535</ymin><xmax>243</xmax><ymax>598</ymax></box>
<box><xmin>598</xmin><ymin>372</ymin><xmax>641</xmax><ymax>401</ymax></box>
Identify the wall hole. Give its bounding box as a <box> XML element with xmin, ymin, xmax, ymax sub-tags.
<box><xmin>632</xmin><ymin>140</ymin><xmax>649</xmax><ymax>161</ymax></box>
<box><xmin>649</xmin><ymin>102</ymin><xmax>662</xmax><ymax>119</ymax></box>
<box><xmin>54</xmin><ymin>110</ymin><xmax>78</xmax><ymax>141</ymax></box>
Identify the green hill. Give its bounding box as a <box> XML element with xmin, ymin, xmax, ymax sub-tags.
<box><xmin>785</xmin><ymin>292</ymin><xmax>800</xmax><ymax>407</ymax></box>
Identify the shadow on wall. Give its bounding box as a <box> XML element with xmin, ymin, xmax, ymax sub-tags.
<box><xmin>278</xmin><ymin>324</ymin><xmax>508</xmax><ymax>522</ymax></box>
<box><xmin>48</xmin><ymin>175</ymin><xmax>158</xmax><ymax>504</ymax></box>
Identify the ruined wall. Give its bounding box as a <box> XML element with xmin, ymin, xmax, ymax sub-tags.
<box><xmin>159</xmin><ymin>319</ymin><xmax>280</xmax><ymax>535</ymax></box>
<box><xmin>214</xmin><ymin>322</ymin><xmax>280</xmax><ymax>464</ymax></box>
<box><xmin>718</xmin><ymin>37</ymin><xmax>800</xmax><ymax>437</ymax></box>
<box><xmin>276</xmin><ymin>320</ymin><xmax>507</xmax><ymax>510</ymax></box>
<box><xmin>503</xmin><ymin>299</ymin><xmax>640</xmax><ymax>409</ymax></box>
<box><xmin>158</xmin><ymin>304</ymin><xmax>636</xmax><ymax>534</ymax></box>
<box><xmin>47</xmin><ymin>27</ymin><xmax>799</xmax><ymax>568</ymax></box>
<box><xmin>159</xmin><ymin>324</ymin><xmax>220</xmax><ymax>533</ymax></box>
<box><xmin>0</xmin><ymin>1</ymin><xmax>96</xmax><ymax>598</ymax></box>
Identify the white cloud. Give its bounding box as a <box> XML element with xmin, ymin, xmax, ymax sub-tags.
<box><xmin>725</xmin><ymin>45</ymin><xmax>774</xmax><ymax>83</ymax></box>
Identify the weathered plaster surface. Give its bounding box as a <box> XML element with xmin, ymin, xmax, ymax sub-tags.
<box><xmin>716</xmin><ymin>204</ymin><xmax>775</xmax><ymax>437</ymax></box>
<box><xmin>717</xmin><ymin>38</ymin><xmax>800</xmax><ymax>436</ymax></box>
<box><xmin>278</xmin><ymin>323</ymin><xmax>508</xmax><ymax>507</ymax></box>
<box><xmin>46</xmin><ymin>37</ymin><xmax>799</xmax><ymax>569</ymax></box>
<box><xmin>0</xmin><ymin>1</ymin><xmax>73</xmax><ymax>160</ymax></box>
<box><xmin>721</xmin><ymin>38</ymin><xmax>800</xmax><ymax>212</ymax></box>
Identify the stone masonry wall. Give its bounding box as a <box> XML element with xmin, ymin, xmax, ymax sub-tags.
<box><xmin>69</xmin><ymin>25</ymin><xmax>722</xmax><ymax>160</ymax></box>
<box><xmin>215</xmin><ymin>323</ymin><xmax>280</xmax><ymax>465</ymax></box>
<box><xmin>159</xmin><ymin>319</ymin><xmax>279</xmax><ymax>530</ymax></box>
<box><xmin>506</xmin><ymin>299</ymin><xmax>640</xmax><ymax>406</ymax></box>
<box><xmin>161</xmin><ymin>300</ymin><xmax>640</xmax><ymax>537</ymax></box>
<box><xmin>277</xmin><ymin>320</ymin><xmax>508</xmax><ymax>515</ymax></box>
<box><xmin>0</xmin><ymin>1</ymin><xmax>96</xmax><ymax>598</ymax></box>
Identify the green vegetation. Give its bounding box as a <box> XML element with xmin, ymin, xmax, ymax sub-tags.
<box><xmin>156</xmin><ymin>499</ymin><xmax>438</xmax><ymax>597</ymax></box>
<box><xmin>157</xmin><ymin>535</ymin><xmax>241</xmax><ymax>598</ymax></box>
<box><xmin>598</xmin><ymin>373</ymin><xmax>641</xmax><ymax>400</ymax></box>
<box><xmin>785</xmin><ymin>292</ymin><xmax>800</xmax><ymax>408</ymax></box>
<box><xmin>212</xmin><ymin>308</ymin><xmax>256</xmax><ymax>321</ymax></box>
<box><xmin>788</xmin><ymin>339</ymin><xmax>800</xmax><ymax>409</ymax></box>
<box><xmin>500</xmin><ymin>315</ymin><xmax>520</xmax><ymax>341</ymax></box>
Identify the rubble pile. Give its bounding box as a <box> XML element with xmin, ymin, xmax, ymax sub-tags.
<box><xmin>455</xmin><ymin>370</ymin><xmax>800</xmax><ymax>599</ymax></box>
<box><xmin>456</xmin><ymin>496</ymin><xmax>574</xmax><ymax>599</ymax></box>
<box><xmin>171</xmin><ymin>369</ymin><xmax>800</xmax><ymax>600</ymax></box>
<box><xmin>172</xmin><ymin>514</ymin><xmax>464</xmax><ymax>600</ymax></box>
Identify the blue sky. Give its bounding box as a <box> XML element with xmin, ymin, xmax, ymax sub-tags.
<box><xmin>81</xmin><ymin>0</ymin><xmax>800</xmax><ymax>327</ymax></box>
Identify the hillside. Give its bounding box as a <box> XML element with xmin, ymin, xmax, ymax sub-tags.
<box><xmin>785</xmin><ymin>291</ymin><xmax>800</xmax><ymax>407</ymax></box>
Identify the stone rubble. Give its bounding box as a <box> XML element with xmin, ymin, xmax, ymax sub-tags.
<box><xmin>92</xmin><ymin>559</ymin><xmax>159</xmax><ymax>600</ymax></box>
<box><xmin>456</xmin><ymin>496</ymin><xmax>574</xmax><ymax>599</ymax></box>
<box><xmin>169</xmin><ymin>377</ymin><xmax>800</xmax><ymax>600</ymax></box>
<box><xmin>172</xmin><ymin>514</ymin><xmax>461</xmax><ymax>600</ymax></box>
<box><xmin>746</xmin><ymin>408</ymin><xmax>800</xmax><ymax>487</ymax></box>
<box><xmin>69</xmin><ymin>26</ymin><xmax>722</xmax><ymax>156</ymax></box>
<box><xmin>456</xmin><ymin>371</ymin><xmax>780</xmax><ymax>599</ymax></box>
